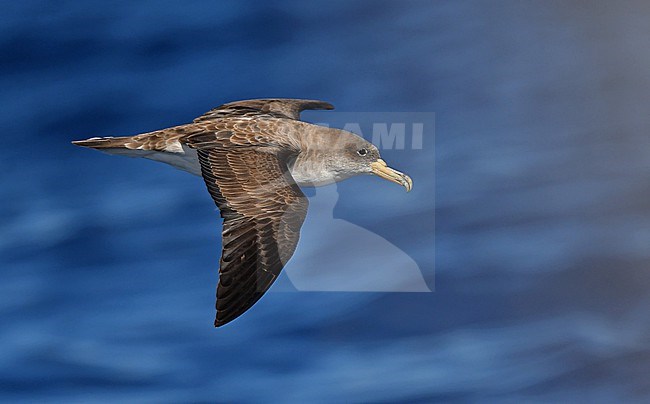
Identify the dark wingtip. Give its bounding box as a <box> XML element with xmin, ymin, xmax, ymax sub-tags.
<box><xmin>317</xmin><ymin>101</ymin><xmax>334</xmax><ymax>110</ymax></box>
<box><xmin>304</xmin><ymin>100</ymin><xmax>334</xmax><ymax>111</ymax></box>
<box><xmin>214</xmin><ymin>310</ymin><xmax>248</xmax><ymax>328</ymax></box>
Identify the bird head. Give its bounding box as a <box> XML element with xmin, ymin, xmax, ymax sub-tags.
<box><xmin>329</xmin><ymin>132</ymin><xmax>413</xmax><ymax>192</ymax></box>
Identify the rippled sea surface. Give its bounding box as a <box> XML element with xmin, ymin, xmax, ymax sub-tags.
<box><xmin>2</xmin><ymin>1</ymin><xmax>650</xmax><ymax>402</ymax></box>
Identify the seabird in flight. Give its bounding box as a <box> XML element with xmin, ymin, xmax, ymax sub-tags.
<box><xmin>73</xmin><ymin>98</ymin><xmax>412</xmax><ymax>326</ymax></box>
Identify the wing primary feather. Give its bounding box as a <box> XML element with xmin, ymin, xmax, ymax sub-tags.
<box><xmin>193</xmin><ymin>98</ymin><xmax>334</xmax><ymax>122</ymax></box>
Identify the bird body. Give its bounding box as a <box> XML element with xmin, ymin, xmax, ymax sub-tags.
<box><xmin>75</xmin><ymin>118</ymin><xmax>375</xmax><ymax>186</ymax></box>
<box><xmin>73</xmin><ymin>98</ymin><xmax>412</xmax><ymax>326</ymax></box>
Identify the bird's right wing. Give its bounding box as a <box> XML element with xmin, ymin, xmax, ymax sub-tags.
<box><xmin>193</xmin><ymin>98</ymin><xmax>334</xmax><ymax>122</ymax></box>
<box><xmin>196</xmin><ymin>146</ymin><xmax>308</xmax><ymax>327</ymax></box>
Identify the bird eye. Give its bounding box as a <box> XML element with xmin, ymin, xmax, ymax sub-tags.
<box><xmin>357</xmin><ymin>148</ymin><xmax>368</xmax><ymax>156</ymax></box>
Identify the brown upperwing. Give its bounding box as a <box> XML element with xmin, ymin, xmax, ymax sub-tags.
<box><xmin>184</xmin><ymin>122</ymin><xmax>308</xmax><ymax>327</ymax></box>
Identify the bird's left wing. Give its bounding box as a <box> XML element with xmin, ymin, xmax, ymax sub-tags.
<box><xmin>193</xmin><ymin>144</ymin><xmax>308</xmax><ymax>327</ymax></box>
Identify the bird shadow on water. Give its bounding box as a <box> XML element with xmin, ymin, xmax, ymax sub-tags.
<box><xmin>274</xmin><ymin>183</ymin><xmax>431</xmax><ymax>292</ymax></box>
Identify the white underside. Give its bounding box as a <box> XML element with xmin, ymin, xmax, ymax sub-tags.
<box><xmin>102</xmin><ymin>144</ymin><xmax>203</xmax><ymax>176</ymax></box>
<box><xmin>101</xmin><ymin>143</ymin><xmax>331</xmax><ymax>186</ymax></box>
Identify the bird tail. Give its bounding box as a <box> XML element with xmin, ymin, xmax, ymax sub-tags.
<box><xmin>71</xmin><ymin>136</ymin><xmax>133</xmax><ymax>150</ymax></box>
<box><xmin>71</xmin><ymin>132</ymin><xmax>202</xmax><ymax>176</ymax></box>
<box><xmin>71</xmin><ymin>135</ymin><xmax>153</xmax><ymax>160</ymax></box>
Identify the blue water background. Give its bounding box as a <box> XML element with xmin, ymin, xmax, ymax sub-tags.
<box><xmin>1</xmin><ymin>1</ymin><xmax>650</xmax><ymax>402</ymax></box>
